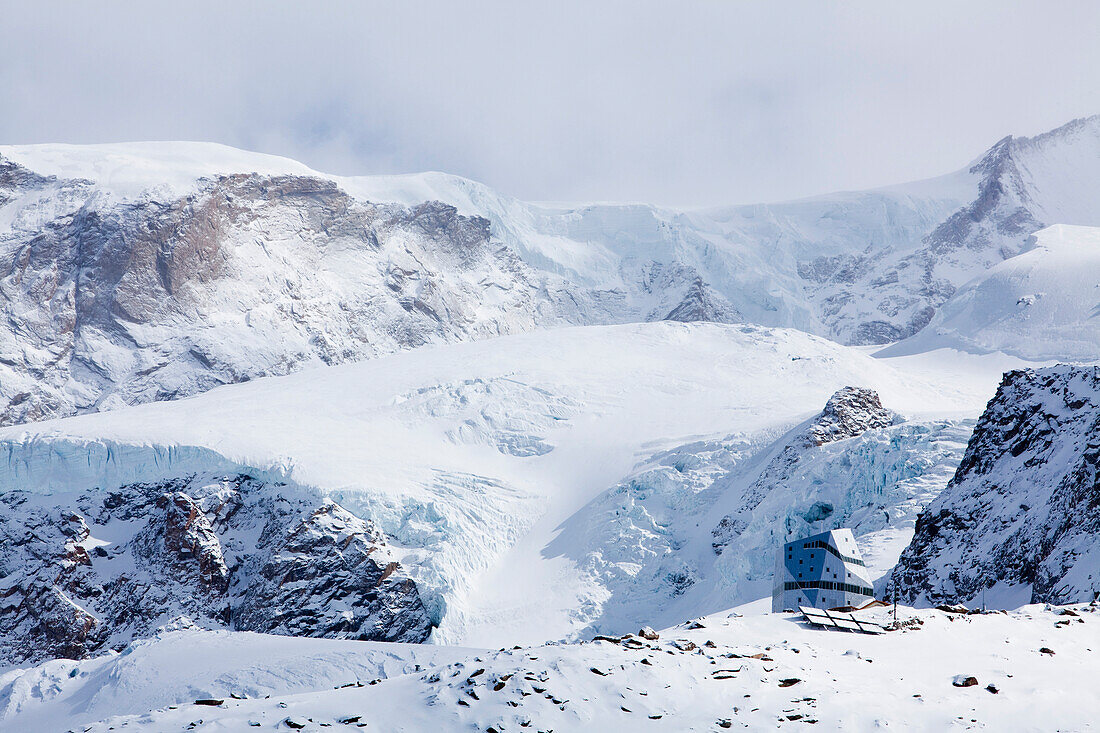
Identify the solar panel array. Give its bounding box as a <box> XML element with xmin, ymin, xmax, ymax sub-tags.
<box><xmin>798</xmin><ymin>606</ymin><xmax>886</xmax><ymax>635</ymax></box>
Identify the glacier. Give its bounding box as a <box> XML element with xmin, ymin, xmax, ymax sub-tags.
<box><xmin>0</xmin><ymin>322</ymin><xmax>1007</xmax><ymax>648</ymax></box>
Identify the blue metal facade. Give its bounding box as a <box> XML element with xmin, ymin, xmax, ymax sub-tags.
<box><xmin>772</xmin><ymin>528</ymin><xmax>875</xmax><ymax>612</ymax></box>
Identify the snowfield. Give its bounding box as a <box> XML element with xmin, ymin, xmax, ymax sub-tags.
<box><xmin>4</xmin><ymin>601</ymin><xmax>1098</xmax><ymax>732</ymax></box>
<box><xmin>883</xmin><ymin>225</ymin><xmax>1100</xmax><ymax>361</ymax></box>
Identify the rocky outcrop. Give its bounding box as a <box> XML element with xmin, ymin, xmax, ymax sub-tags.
<box><xmin>135</xmin><ymin>492</ymin><xmax>231</xmax><ymax>597</ymax></box>
<box><xmin>235</xmin><ymin>503</ymin><xmax>430</xmax><ymax>642</ymax></box>
<box><xmin>663</xmin><ymin>277</ymin><xmax>741</xmax><ymax>323</ymax></box>
<box><xmin>887</xmin><ymin>366</ymin><xmax>1100</xmax><ymax>606</ymax></box>
<box><xmin>0</xmin><ymin>474</ymin><xmax>433</xmax><ymax>666</ymax></box>
<box><xmin>712</xmin><ymin>387</ymin><xmax>896</xmax><ymax>553</ymax></box>
<box><xmin>805</xmin><ymin>387</ymin><xmax>893</xmax><ymax>447</ymax></box>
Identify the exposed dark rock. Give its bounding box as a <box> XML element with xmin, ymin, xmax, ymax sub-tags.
<box><xmin>0</xmin><ymin>473</ymin><xmax>433</xmax><ymax>666</ymax></box>
<box><xmin>888</xmin><ymin>366</ymin><xmax>1100</xmax><ymax>606</ymax></box>
<box><xmin>663</xmin><ymin>277</ymin><xmax>741</xmax><ymax>324</ymax></box>
<box><xmin>235</xmin><ymin>502</ymin><xmax>432</xmax><ymax>643</ymax></box>
<box><xmin>805</xmin><ymin>387</ymin><xmax>893</xmax><ymax>447</ymax></box>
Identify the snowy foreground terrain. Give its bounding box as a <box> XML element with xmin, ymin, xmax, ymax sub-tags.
<box><xmin>4</xmin><ymin>117</ymin><xmax>1100</xmax><ymax>731</ymax></box>
<box><xmin>3</xmin><ymin>601</ymin><xmax>1098</xmax><ymax>732</ymax></box>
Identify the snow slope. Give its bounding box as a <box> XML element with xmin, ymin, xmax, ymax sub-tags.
<box><xmin>0</xmin><ymin>629</ymin><xmax>472</xmax><ymax>732</ymax></box>
<box><xmin>7</xmin><ymin>601</ymin><xmax>1098</xmax><ymax>732</ymax></box>
<box><xmin>539</xmin><ymin>390</ymin><xmax>974</xmax><ymax>638</ymax></box>
<box><xmin>882</xmin><ymin>225</ymin><xmax>1100</xmax><ymax>361</ymax></box>
<box><xmin>0</xmin><ymin>323</ymin><xmax>1012</xmax><ymax>648</ymax></box>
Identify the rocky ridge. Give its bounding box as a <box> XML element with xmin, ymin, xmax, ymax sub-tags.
<box><xmin>888</xmin><ymin>366</ymin><xmax>1100</xmax><ymax>606</ymax></box>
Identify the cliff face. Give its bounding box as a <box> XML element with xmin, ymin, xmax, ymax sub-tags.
<box><xmin>0</xmin><ymin>474</ymin><xmax>433</xmax><ymax>666</ymax></box>
<box><xmin>888</xmin><ymin>366</ymin><xmax>1100</xmax><ymax>607</ymax></box>
<box><xmin>0</xmin><ymin>162</ymin><xmax>592</xmax><ymax>426</ymax></box>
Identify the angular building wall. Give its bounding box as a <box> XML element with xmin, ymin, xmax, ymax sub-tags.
<box><xmin>772</xmin><ymin>528</ymin><xmax>874</xmax><ymax>612</ymax></box>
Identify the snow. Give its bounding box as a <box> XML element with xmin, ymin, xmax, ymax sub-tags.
<box><xmin>882</xmin><ymin>225</ymin><xmax>1100</xmax><ymax>361</ymax></box>
<box><xmin>4</xmin><ymin>122</ymin><xmax>1100</xmax><ymax>730</ymax></box>
<box><xmin>0</xmin><ymin>142</ymin><xmax>317</xmax><ymax>200</ymax></box>
<box><xmin>5</xmin><ymin>601</ymin><xmax>1098</xmax><ymax>732</ymax></box>
<box><xmin>1007</xmin><ymin>117</ymin><xmax>1100</xmax><ymax>225</ymax></box>
<box><xmin>0</xmin><ymin>629</ymin><xmax>473</xmax><ymax>731</ymax></box>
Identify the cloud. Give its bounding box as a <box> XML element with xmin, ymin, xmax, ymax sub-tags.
<box><xmin>2</xmin><ymin>0</ymin><xmax>1099</xmax><ymax>206</ymax></box>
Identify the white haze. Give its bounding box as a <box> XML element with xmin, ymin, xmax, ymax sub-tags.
<box><xmin>2</xmin><ymin>3</ymin><xmax>1099</xmax><ymax>207</ymax></box>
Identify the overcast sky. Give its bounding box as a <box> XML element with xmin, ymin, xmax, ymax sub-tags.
<box><xmin>3</xmin><ymin>1</ymin><xmax>1099</xmax><ymax>206</ymax></box>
